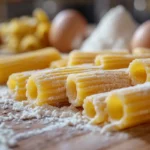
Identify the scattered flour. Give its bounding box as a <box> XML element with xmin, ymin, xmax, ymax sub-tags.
<box><xmin>0</xmin><ymin>86</ymin><xmax>102</xmax><ymax>150</ymax></box>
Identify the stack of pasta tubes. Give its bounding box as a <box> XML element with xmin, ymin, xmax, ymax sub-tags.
<box><xmin>5</xmin><ymin>47</ymin><xmax>150</xmax><ymax>132</ymax></box>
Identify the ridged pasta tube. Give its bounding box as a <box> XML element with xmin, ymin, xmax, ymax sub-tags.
<box><xmin>50</xmin><ymin>57</ymin><xmax>68</xmax><ymax>68</ymax></box>
<box><xmin>95</xmin><ymin>55</ymin><xmax>134</xmax><ymax>69</ymax></box>
<box><xmin>26</xmin><ymin>66</ymin><xmax>101</xmax><ymax>106</ymax></box>
<box><xmin>66</xmin><ymin>69</ymin><xmax>131</xmax><ymax>107</ymax></box>
<box><xmin>106</xmin><ymin>83</ymin><xmax>150</xmax><ymax>130</ymax></box>
<box><xmin>7</xmin><ymin>69</ymin><xmax>49</xmax><ymax>100</ymax></box>
<box><xmin>129</xmin><ymin>58</ymin><xmax>150</xmax><ymax>85</ymax></box>
<box><xmin>83</xmin><ymin>92</ymin><xmax>109</xmax><ymax>124</ymax></box>
<box><xmin>0</xmin><ymin>47</ymin><xmax>61</xmax><ymax>84</ymax></box>
<box><xmin>7</xmin><ymin>71</ymin><xmax>36</xmax><ymax>100</ymax></box>
<box><xmin>68</xmin><ymin>50</ymin><xmax>129</xmax><ymax>66</ymax></box>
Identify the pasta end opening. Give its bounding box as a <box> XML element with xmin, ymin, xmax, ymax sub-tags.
<box><xmin>129</xmin><ymin>61</ymin><xmax>147</xmax><ymax>84</ymax></box>
<box><xmin>84</xmin><ymin>100</ymin><xmax>96</xmax><ymax>118</ymax></box>
<box><xmin>27</xmin><ymin>78</ymin><xmax>38</xmax><ymax>100</ymax></box>
<box><xmin>67</xmin><ymin>77</ymin><xmax>77</xmax><ymax>101</ymax></box>
<box><xmin>107</xmin><ymin>94</ymin><xmax>124</xmax><ymax>121</ymax></box>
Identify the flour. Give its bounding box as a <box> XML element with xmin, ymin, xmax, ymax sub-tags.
<box><xmin>0</xmin><ymin>86</ymin><xmax>102</xmax><ymax>150</ymax></box>
<box><xmin>81</xmin><ymin>5</ymin><xmax>137</xmax><ymax>51</ymax></box>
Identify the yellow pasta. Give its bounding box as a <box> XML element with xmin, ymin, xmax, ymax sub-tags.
<box><xmin>7</xmin><ymin>71</ymin><xmax>36</xmax><ymax>100</ymax></box>
<box><xmin>83</xmin><ymin>92</ymin><xmax>109</xmax><ymax>124</ymax></box>
<box><xmin>33</xmin><ymin>8</ymin><xmax>49</xmax><ymax>22</ymax></box>
<box><xmin>26</xmin><ymin>66</ymin><xmax>101</xmax><ymax>106</ymax></box>
<box><xmin>106</xmin><ymin>83</ymin><xmax>150</xmax><ymax>130</ymax></box>
<box><xmin>7</xmin><ymin>69</ymin><xmax>49</xmax><ymax>101</ymax></box>
<box><xmin>95</xmin><ymin>55</ymin><xmax>134</xmax><ymax>69</ymax></box>
<box><xmin>20</xmin><ymin>35</ymin><xmax>41</xmax><ymax>52</ymax></box>
<box><xmin>50</xmin><ymin>57</ymin><xmax>68</xmax><ymax>68</ymax></box>
<box><xmin>0</xmin><ymin>47</ymin><xmax>61</xmax><ymax>84</ymax></box>
<box><xmin>68</xmin><ymin>50</ymin><xmax>129</xmax><ymax>66</ymax></box>
<box><xmin>66</xmin><ymin>69</ymin><xmax>131</xmax><ymax>107</ymax></box>
<box><xmin>132</xmin><ymin>47</ymin><xmax>150</xmax><ymax>55</ymax></box>
<box><xmin>129</xmin><ymin>58</ymin><xmax>150</xmax><ymax>85</ymax></box>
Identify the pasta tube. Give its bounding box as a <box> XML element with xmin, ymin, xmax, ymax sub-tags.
<box><xmin>50</xmin><ymin>57</ymin><xmax>68</xmax><ymax>68</ymax></box>
<box><xmin>26</xmin><ymin>66</ymin><xmax>101</xmax><ymax>106</ymax></box>
<box><xmin>106</xmin><ymin>83</ymin><xmax>150</xmax><ymax>130</ymax></box>
<box><xmin>7</xmin><ymin>71</ymin><xmax>36</xmax><ymax>100</ymax></box>
<box><xmin>95</xmin><ymin>55</ymin><xmax>134</xmax><ymax>69</ymax></box>
<box><xmin>132</xmin><ymin>48</ymin><xmax>150</xmax><ymax>55</ymax></box>
<box><xmin>83</xmin><ymin>92</ymin><xmax>108</xmax><ymax>124</ymax></box>
<box><xmin>129</xmin><ymin>58</ymin><xmax>150</xmax><ymax>85</ymax></box>
<box><xmin>66</xmin><ymin>69</ymin><xmax>131</xmax><ymax>107</ymax></box>
<box><xmin>68</xmin><ymin>50</ymin><xmax>129</xmax><ymax>66</ymax></box>
<box><xmin>0</xmin><ymin>47</ymin><xmax>61</xmax><ymax>84</ymax></box>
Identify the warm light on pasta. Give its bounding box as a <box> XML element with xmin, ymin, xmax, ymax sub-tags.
<box><xmin>66</xmin><ymin>69</ymin><xmax>131</xmax><ymax>107</ymax></box>
<box><xmin>68</xmin><ymin>50</ymin><xmax>129</xmax><ymax>66</ymax></box>
<box><xmin>50</xmin><ymin>57</ymin><xmax>68</xmax><ymax>68</ymax></box>
<box><xmin>0</xmin><ymin>47</ymin><xmax>61</xmax><ymax>84</ymax></box>
<box><xmin>95</xmin><ymin>55</ymin><xmax>134</xmax><ymax>69</ymax></box>
<box><xmin>132</xmin><ymin>48</ymin><xmax>150</xmax><ymax>55</ymax></box>
<box><xmin>26</xmin><ymin>66</ymin><xmax>101</xmax><ymax>106</ymax></box>
<box><xmin>106</xmin><ymin>83</ymin><xmax>150</xmax><ymax>130</ymax></box>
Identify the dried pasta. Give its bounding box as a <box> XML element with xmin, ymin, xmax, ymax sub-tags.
<box><xmin>26</xmin><ymin>66</ymin><xmax>101</xmax><ymax>106</ymax></box>
<box><xmin>66</xmin><ymin>69</ymin><xmax>131</xmax><ymax>107</ymax></box>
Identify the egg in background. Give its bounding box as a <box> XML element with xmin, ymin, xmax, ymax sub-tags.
<box><xmin>131</xmin><ymin>21</ymin><xmax>150</xmax><ymax>50</ymax></box>
<box><xmin>49</xmin><ymin>9</ymin><xmax>87</xmax><ymax>53</ymax></box>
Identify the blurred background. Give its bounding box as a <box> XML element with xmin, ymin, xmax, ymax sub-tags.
<box><xmin>0</xmin><ymin>0</ymin><xmax>150</xmax><ymax>23</ymax></box>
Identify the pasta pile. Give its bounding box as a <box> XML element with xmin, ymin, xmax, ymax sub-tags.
<box><xmin>0</xmin><ymin>9</ymin><xmax>50</xmax><ymax>53</ymax></box>
<box><xmin>5</xmin><ymin>47</ymin><xmax>150</xmax><ymax>131</ymax></box>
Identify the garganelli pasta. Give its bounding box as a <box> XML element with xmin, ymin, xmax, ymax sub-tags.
<box><xmin>0</xmin><ymin>47</ymin><xmax>61</xmax><ymax>83</ymax></box>
<box><xmin>106</xmin><ymin>83</ymin><xmax>150</xmax><ymax>130</ymax></box>
<box><xmin>68</xmin><ymin>50</ymin><xmax>129</xmax><ymax>66</ymax></box>
<box><xmin>129</xmin><ymin>58</ymin><xmax>150</xmax><ymax>85</ymax></box>
<box><xmin>66</xmin><ymin>69</ymin><xmax>131</xmax><ymax>107</ymax></box>
<box><xmin>83</xmin><ymin>92</ymin><xmax>109</xmax><ymax>124</ymax></box>
<box><xmin>26</xmin><ymin>66</ymin><xmax>101</xmax><ymax>106</ymax></box>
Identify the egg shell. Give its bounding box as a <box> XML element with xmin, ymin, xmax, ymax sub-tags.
<box><xmin>131</xmin><ymin>21</ymin><xmax>150</xmax><ymax>49</ymax></box>
<box><xmin>50</xmin><ymin>9</ymin><xmax>87</xmax><ymax>53</ymax></box>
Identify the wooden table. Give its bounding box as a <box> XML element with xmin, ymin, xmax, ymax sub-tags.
<box><xmin>1</xmin><ymin>104</ymin><xmax>150</xmax><ymax>150</ymax></box>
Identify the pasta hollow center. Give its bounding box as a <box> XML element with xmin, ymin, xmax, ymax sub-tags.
<box><xmin>107</xmin><ymin>95</ymin><xmax>124</xmax><ymax>121</ymax></box>
<box><xmin>84</xmin><ymin>100</ymin><xmax>96</xmax><ymax>118</ymax></box>
<box><xmin>27</xmin><ymin>78</ymin><xmax>38</xmax><ymax>100</ymax></box>
<box><xmin>67</xmin><ymin>77</ymin><xmax>77</xmax><ymax>101</ymax></box>
<box><xmin>130</xmin><ymin>61</ymin><xmax>147</xmax><ymax>84</ymax></box>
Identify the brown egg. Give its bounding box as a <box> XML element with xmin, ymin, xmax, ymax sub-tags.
<box><xmin>49</xmin><ymin>9</ymin><xmax>87</xmax><ymax>53</ymax></box>
<box><xmin>131</xmin><ymin>21</ymin><xmax>150</xmax><ymax>49</ymax></box>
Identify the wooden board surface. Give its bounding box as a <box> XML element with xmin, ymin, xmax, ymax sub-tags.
<box><xmin>1</xmin><ymin>107</ymin><xmax>150</xmax><ymax>150</ymax></box>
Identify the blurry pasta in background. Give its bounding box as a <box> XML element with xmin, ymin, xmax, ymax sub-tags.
<box><xmin>68</xmin><ymin>50</ymin><xmax>129</xmax><ymax>66</ymax></box>
<box><xmin>0</xmin><ymin>47</ymin><xmax>60</xmax><ymax>84</ymax></box>
<box><xmin>50</xmin><ymin>57</ymin><xmax>68</xmax><ymax>68</ymax></box>
<box><xmin>0</xmin><ymin>8</ymin><xmax>51</xmax><ymax>53</ymax></box>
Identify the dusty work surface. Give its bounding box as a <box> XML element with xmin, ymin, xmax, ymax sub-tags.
<box><xmin>0</xmin><ymin>86</ymin><xmax>150</xmax><ymax>150</ymax></box>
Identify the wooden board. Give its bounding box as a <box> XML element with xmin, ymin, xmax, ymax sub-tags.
<box><xmin>1</xmin><ymin>106</ymin><xmax>150</xmax><ymax>150</ymax></box>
